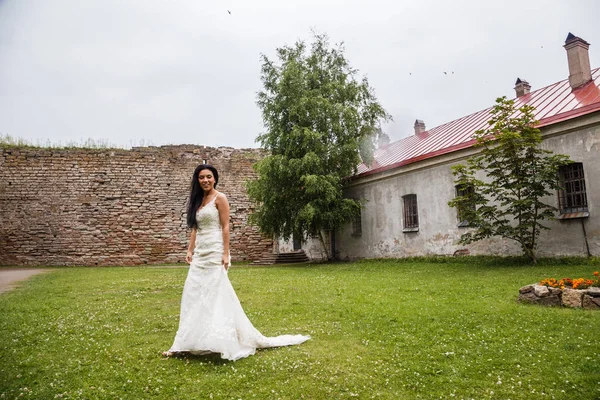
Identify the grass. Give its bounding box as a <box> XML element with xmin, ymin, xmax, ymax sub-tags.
<box><xmin>1</xmin><ymin>258</ymin><xmax>599</xmax><ymax>399</ymax></box>
<box><xmin>0</xmin><ymin>133</ymin><xmax>155</xmax><ymax>149</ymax></box>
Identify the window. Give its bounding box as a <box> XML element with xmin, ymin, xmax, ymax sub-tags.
<box><xmin>351</xmin><ymin>210</ymin><xmax>362</xmax><ymax>236</ymax></box>
<box><xmin>403</xmin><ymin>194</ymin><xmax>419</xmax><ymax>231</ymax></box>
<box><xmin>557</xmin><ymin>163</ymin><xmax>589</xmax><ymax>218</ymax></box>
<box><xmin>455</xmin><ymin>184</ymin><xmax>475</xmax><ymax>227</ymax></box>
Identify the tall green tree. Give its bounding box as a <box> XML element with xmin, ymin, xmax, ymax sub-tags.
<box><xmin>247</xmin><ymin>33</ymin><xmax>391</xmax><ymax>259</ymax></box>
<box><xmin>448</xmin><ymin>96</ymin><xmax>571</xmax><ymax>263</ymax></box>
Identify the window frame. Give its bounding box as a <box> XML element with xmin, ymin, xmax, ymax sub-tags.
<box><xmin>402</xmin><ymin>194</ymin><xmax>419</xmax><ymax>232</ymax></box>
<box><xmin>557</xmin><ymin>162</ymin><xmax>589</xmax><ymax>219</ymax></box>
<box><xmin>455</xmin><ymin>184</ymin><xmax>475</xmax><ymax>227</ymax></box>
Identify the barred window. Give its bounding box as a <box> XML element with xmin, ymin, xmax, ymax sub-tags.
<box><xmin>351</xmin><ymin>210</ymin><xmax>362</xmax><ymax>236</ymax></box>
<box><xmin>403</xmin><ymin>194</ymin><xmax>419</xmax><ymax>231</ymax></box>
<box><xmin>557</xmin><ymin>163</ymin><xmax>589</xmax><ymax>216</ymax></box>
<box><xmin>455</xmin><ymin>184</ymin><xmax>475</xmax><ymax>227</ymax></box>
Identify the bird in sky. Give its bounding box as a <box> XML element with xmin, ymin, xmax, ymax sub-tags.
<box><xmin>227</xmin><ymin>10</ymin><xmax>231</xmax><ymax>14</ymax></box>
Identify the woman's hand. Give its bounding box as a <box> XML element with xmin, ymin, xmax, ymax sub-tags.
<box><xmin>186</xmin><ymin>229</ymin><xmax>196</xmax><ymax>264</ymax></box>
<box><xmin>222</xmin><ymin>254</ymin><xmax>229</xmax><ymax>271</ymax></box>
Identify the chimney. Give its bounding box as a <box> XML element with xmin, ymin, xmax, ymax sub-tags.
<box><xmin>514</xmin><ymin>78</ymin><xmax>531</xmax><ymax>97</ymax></box>
<box><xmin>414</xmin><ymin>119</ymin><xmax>426</xmax><ymax>135</ymax></box>
<box><xmin>564</xmin><ymin>32</ymin><xmax>592</xmax><ymax>90</ymax></box>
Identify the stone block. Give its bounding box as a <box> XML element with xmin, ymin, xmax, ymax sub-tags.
<box><xmin>582</xmin><ymin>295</ymin><xmax>600</xmax><ymax>309</ymax></box>
<box><xmin>537</xmin><ymin>294</ymin><xmax>561</xmax><ymax>306</ymax></box>
<box><xmin>548</xmin><ymin>287</ymin><xmax>562</xmax><ymax>296</ymax></box>
<box><xmin>585</xmin><ymin>287</ymin><xmax>600</xmax><ymax>297</ymax></box>
<box><xmin>534</xmin><ymin>285</ymin><xmax>550</xmax><ymax>297</ymax></box>
<box><xmin>518</xmin><ymin>291</ymin><xmax>538</xmax><ymax>304</ymax></box>
<box><xmin>562</xmin><ymin>288</ymin><xmax>583</xmax><ymax>308</ymax></box>
<box><xmin>519</xmin><ymin>284</ymin><xmax>534</xmax><ymax>294</ymax></box>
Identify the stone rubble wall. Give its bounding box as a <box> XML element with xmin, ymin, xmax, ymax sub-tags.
<box><xmin>518</xmin><ymin>284</ymin><xmax>600</xmax><ymax>309</ymax></box>
<box><xmin>0</xmin><ymin>145</ymin><xmax>273</xmax><ymax>266</ymax></box>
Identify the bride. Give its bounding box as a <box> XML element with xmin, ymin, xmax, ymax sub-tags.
<box><xmin>163</xmin><ymin>164</ymin><xmax>310</xmax><ymax>361</ymax></box>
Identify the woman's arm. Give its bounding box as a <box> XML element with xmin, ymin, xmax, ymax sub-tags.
<box><xmin>186</xmin><ymin>228</ymin><xmax>197</xmax><ymax>264</ymax></box>
<box><xmin>215</xmin><ymin>193</ymin><xmax>231</xmax><ymax>269</ymax></box>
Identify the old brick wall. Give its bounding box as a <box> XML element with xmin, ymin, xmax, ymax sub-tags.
<box><xmin>0</xmin><ymin>145</ymin><xmax>273</xmax><ymax>266</ymax></box>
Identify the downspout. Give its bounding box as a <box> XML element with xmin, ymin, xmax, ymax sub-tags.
<box><xmin>581</xmin><ymin>218</ymin><xmax>591</xmax><ymax>257</ymax></box>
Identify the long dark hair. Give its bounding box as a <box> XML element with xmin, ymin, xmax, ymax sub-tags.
<box><xmin>186</xmin><ymin>164</ymin><xmax>219</xmax><ymax>229</ymax></box>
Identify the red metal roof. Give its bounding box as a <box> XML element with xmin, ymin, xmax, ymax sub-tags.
<box><xmin>356</xmin><ymin>67</ymin><xmax>600</xmax><ymax>177</ymax></box>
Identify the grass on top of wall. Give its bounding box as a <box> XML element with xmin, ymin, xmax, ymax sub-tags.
<box><xmin>0</xmin><ymin>258</ymin><xmax>599</xmax><ymax>399</ymax></box>
<box><xmin>0</xmin><ymin>134</ymin><xmax>155</xmax><ymax>150</ymax></box>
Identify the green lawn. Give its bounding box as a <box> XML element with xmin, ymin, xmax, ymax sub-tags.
<box><xmin>1</xmin><ymin>258</ymin><xmax>599</xmax><ymax>399</ymax></box>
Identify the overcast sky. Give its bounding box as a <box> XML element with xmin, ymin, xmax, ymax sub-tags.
<box><xmin>1</xmin><ymin>0</ymin><xmax>599</xmax><ymax>149</ymax></box>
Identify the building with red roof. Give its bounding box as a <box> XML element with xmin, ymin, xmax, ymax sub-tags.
<box><xmin>332</xmin><ymin>33</ymin><xmax>599</xmax><ymax>260</ymax></box>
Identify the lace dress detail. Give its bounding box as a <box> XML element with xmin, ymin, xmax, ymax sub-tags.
<box><xmin>168</xmin><ymin>194</ymin><xmax>310</xmax><ymax>360</ymax></box>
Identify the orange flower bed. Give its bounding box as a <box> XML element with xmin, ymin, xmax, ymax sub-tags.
<box><xmin>540</xmin><ymin>272</ymin><xmax>600</xmax><ymax>290</ymax></box>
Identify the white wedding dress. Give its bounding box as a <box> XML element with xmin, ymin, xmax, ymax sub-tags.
<box><xmin>167</xmin><ymin>194</ymin><xmax>310</xmax><ymax>361</ymax></box>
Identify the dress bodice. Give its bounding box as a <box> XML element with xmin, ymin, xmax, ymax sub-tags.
<box><xmin>196</xmin><ymin>196</ymin><xmax>221</xmax><ymax>234</ymax></box>
<box><xmin>192</xmin><ymin>195</ymin><xmax>224</xmax><ymax>261</ymax></box>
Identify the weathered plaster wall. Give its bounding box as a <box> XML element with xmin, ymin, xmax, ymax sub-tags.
<box><xmin>536</xmin><ymin>120</ymin><xmax>600</xmax><ymax>256</ymax></box>
<box><xmin>338</xmin><ymin>160</ymin><xmax>519</xmax><ymax>259</ymax></box>
<box><xmin>278</xmin><ymin>236</ymin><xmax>328</xmax><ymax>261</ymax></box>
<box><xmin>336</xmin><ymin>116</ymin><xmax>600</xmax><ymax>260</ymax></box>
<box><xmin>0</xmin><ymin>145</ymin><xmax>273</xmax><ymax>266</ymax></box>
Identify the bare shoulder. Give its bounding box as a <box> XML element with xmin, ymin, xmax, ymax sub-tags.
<box><xmin>215</xmin><ymin>192</ymin><xmax>229</xmax><ymax>207</ymax></box>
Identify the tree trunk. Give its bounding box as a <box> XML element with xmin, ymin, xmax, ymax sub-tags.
<box><xmin>318</xmin><ymin>231</ymin><xmax>332</xmax><ymax>261</ymax></box>
<box><xmin>523</xmin><ymin>246</ymin><xmax>537</xmax><ymax>264</ymax></box>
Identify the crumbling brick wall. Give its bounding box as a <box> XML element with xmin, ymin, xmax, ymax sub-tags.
<box><xmin>0</xmin><ymin>145</ymin><xmax>273</xmax><ymax>266</ymax></box>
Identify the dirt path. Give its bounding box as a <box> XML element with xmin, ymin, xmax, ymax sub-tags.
<box><xmin>0</xmin><ymin>268</ymin><xmax>54</xmax><ymax>294</ymax></box>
